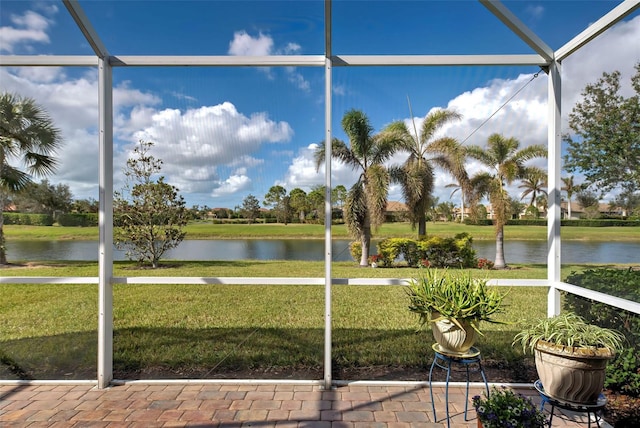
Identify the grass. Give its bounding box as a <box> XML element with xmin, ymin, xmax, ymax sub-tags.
<box><xmin>4</xmin><ymin>221</ymin><xmax>640</xmax><ymax>241</ymax></box>
<box><xmin>0</xmin><ymin>260</ymin><xmax>628</xmax><ymax>381</ymax></box>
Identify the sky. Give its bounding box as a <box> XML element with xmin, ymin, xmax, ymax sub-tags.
<box><xmin>1</xmin><ymin>1</ymin><xmax>639</xmax><ymax>210</ymax></box>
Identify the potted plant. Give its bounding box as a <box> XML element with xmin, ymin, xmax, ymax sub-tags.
<box><xmin>406</xmin><ymin>268</ymin><xmax>507</xmax><ymax>354</ymax></box>
<box><xmin>513</xmin><ymin>312</ymin><xmax>625</xmax><ymax>405</ymax></box>
<box><xmin>473</xmin><ymin>386</ymin><xmax>548</xmax><ymax>428</ymax></box>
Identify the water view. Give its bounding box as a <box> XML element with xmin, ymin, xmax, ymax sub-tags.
<box><xmin>7</xmin><ymin>239</ymin><xmax>640</xmax><ymax>264</ymax></box>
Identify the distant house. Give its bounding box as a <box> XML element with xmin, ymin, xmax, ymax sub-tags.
<box><xmin>385</xmin><ymin>201</ymin><xmax>408</xmax><ymax>222</ymax></box>
<box><xmin>561</xmin><ymin>201</ymin><xmax>624</xmax><ymax>219</ymax></box>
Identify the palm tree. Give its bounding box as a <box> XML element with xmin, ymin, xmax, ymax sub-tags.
<box><xmin>467</xmin><ymin>133</ymin><xmax>546</xmax><ymax>269</ymax></box>
<box><xmin>315</xmin><ymin>109</ymin><xmax>396</xmax><ymax>266</ymax></box>
<box><xmin>561</xmin><ymin>175</ymin><xmax>577</xmax><ymax>219</ymax></box>
<box><xmin>519</xmin><ymin>167</ymin><xmax>548</xmax><ymax>208</ymax></box>
<box><xmin>446</xmin><ymin>179</ymin><xmax>466</xmax><ymax>222</ymax></box>
<box><xmin>380</xmin><ymin>109</ymin><xmax>465</xmax><ymax>238</ymax></box>
<box><xmin>0</xmin><ymin>92</ymin><xmax>62</xmax><ymax>264</ymax></box>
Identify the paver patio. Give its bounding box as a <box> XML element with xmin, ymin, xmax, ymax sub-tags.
<box><xmin>0</xmin><ymin>382</ymin><xmax>604</xmax><ymax>427</ymax></box>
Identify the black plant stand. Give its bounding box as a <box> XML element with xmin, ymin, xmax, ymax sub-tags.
<box><xmin>534</xmin><ymin>380</ymin><xmax>607</xmax><ymax>428</ymax></box>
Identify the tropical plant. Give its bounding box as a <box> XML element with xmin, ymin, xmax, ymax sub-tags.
<box><xmin>473</xmin><ymin>386</ymin><xmax>548</xmax><ymax>428</ymax></box>
<box><xmin>561</xmin><ymin>175</ymin><xmax>578</xmax><ymax>219</ymax></box>
<box><xmin>314</xmin><ymin>109</ymin><xmax>396</xmax><ymax>266</ymax></box>
<box><xmin>0</xmin><ymin>92</ymin><xmax>63</xmax><ymax>264</ymax></box>
<box><xmin>380</xmin><ymin>108</ymin><xmax>465</xmax><ymax>238</ymax></box>
<box><xmin>519</xmin><ymin>167</ymin><xmax>547</xmax><ymax>208</ymax></box>
<box><xmin>513</xmin><ymin>312</ymin><xmax>624</xmax><ymax>354</ymax></box>
<box><xmin>466</xmin><ymin>134</ymin><xmax>546</xmax><ymax>269</ymax></box>
<box><xmin>406</xmin><ymin>268</ymin><xmax>506</xmax><ymax>335</ymax></box>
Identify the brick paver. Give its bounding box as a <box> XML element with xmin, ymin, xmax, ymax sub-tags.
<box><xmin>0</xmin><ymin>382</ymin><xmax>606</xmax><ymax>427</ymax></box>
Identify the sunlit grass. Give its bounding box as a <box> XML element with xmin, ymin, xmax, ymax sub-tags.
<box><xmin>0</xmin><ymin>261</ymin><xmax>627</xmax><ymax>380</ymax></box>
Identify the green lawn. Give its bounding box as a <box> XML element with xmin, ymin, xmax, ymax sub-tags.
<box><xmin>4</xmin><ymin>221</ymin><xmax>640</xmax><ymax>241</ymax></box>
<box><xmin>0</xmin><ymin>260</ymin><xmax>624</xmax><ymax>381</ymax></box>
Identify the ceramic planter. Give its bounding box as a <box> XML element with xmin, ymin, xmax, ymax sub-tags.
<box><xmin>431</xmin><ymin>312</ymin><xmax>479</xmax><ymax>353</ymax></box>
<box><xmin>534</xmin><ymin>339</ymin><xmax>614</xmax><ymax>404</ymax></box>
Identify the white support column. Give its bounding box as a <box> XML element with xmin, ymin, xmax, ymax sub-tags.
<box><xmin>323</xmin><ymin>0</ymin><xmax>333</xmax><ymax>391</ymax></box>
<box><xmin>323</xmin><ymin>56</ymin><xmax>333</xmax><ymax>391</ymax></box>
<box><xmin>97</xmin><ymin>57</ymin><xmax>114</xmax><ymax>388</ymax></box>
<box><xmin>547</xmin><ymin>61</ymin><xmax>562</xmax><ymax>317</ymax></box>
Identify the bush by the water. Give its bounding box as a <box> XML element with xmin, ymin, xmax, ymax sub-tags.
<box><xmin>349</xmin><ymin>233</ymin><xmax>477</xmax><ymax>268</ymax></box>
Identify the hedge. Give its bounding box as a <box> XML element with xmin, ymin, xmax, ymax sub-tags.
<box><xmin>57</xmin><ymin>213</ymin><xmax>99</xmax><ymax>227</ymax></box>
<box><xmin>2</xmin><ymin>213</ymin><xmax>54</xmax><ymax>226</ymax></box>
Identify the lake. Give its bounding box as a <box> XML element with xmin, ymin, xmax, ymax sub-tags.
<box><xmin>6</xmin><ymin>239</ymin><xmax>640</xmax><ymax>264</ymax></box>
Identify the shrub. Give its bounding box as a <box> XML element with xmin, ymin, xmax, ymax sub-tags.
<box><xmin>349</xmin><ymin>241</ymin><xmax>362</xmax><ymax>263</ymax></box>
<box><xmin>564</xmin><ymin>268</ymin><xmax>640</xmax><ymax>397</ymax></box>
<box><xmin>376</xmin><ymin>233</ymin><xmax>477</xmax><ymax>268</ymax></box>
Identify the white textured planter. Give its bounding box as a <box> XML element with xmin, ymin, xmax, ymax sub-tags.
<box><xmin>534</xmin><ymin>340</ymin><xmax>614</xmax><ymax>404</ymax></box>
<box><xmin>430</xmin><ymin>313</ymin><xmax>479</xmax><ymax>354</ymax></box>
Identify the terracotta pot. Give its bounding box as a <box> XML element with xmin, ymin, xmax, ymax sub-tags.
<box><xmin>534</xmin><ymin>339</ymin><xmax>614</xmax><ymax>404</ymax></box>
<box><xmin>430</xmin><ymin>312</ymin><xmax>479</xmax><ymax>353</ymax></box>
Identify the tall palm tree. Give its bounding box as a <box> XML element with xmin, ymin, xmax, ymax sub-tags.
<box><xmin>519</xmin><ymin>167</ymin><xmax>548</xmax><ymax>208</ymax></box>
<box><xmin>0</xmin><ymin>92</ymin><xmax>62</xmax><ymax>264</ymax></box>
<box><xmin>315</xmin><ymin>109</ymin><xmax>396</xmax><ymax>266</ymax></box>
<box><xmin>467</xmin><ymin>133</ymin><xmax>546</xmax><ymax>269</ymax></box>
<box><xmin>380</xmin><ymin>109</ymin><xmax>465</xmax><ymax>238</ymax></box>
<box><xmin>561</xmin><ymin>175</ymin><xmax>577</xmax><ymax>219</ymax></box>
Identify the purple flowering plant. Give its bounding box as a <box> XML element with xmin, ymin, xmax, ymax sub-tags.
<box><xmin>473</xmin><ymin>386</ymin><xmax>547</xmax><ymax>428</ymax></box>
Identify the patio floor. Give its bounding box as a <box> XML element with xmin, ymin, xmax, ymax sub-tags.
<box><xmin>0</xmin><ymin>382</ymin><xmax>605</xmax><ymax>427</ymax></box>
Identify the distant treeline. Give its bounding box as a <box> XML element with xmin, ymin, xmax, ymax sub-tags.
<box><xmin>465</xmin><ymin>218</ymin><xmax>640</xmax><ymax>227</ymax></box>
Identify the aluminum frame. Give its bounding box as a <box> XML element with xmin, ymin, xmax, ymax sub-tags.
<box><xmin>1</xmin><ymin>0</ymin><xmax>639</xmax><ymax>389</ymax></box>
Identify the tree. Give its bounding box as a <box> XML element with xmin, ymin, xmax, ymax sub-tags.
<box><xmin>264</xmin><ymin>185</ymin><xmax>289</xmax><ymax>224</ymax></box>
<box><xmin>71</xmin><ymin>197</ymin><xmax>99</xmax><ymax>214</ymax></box>
<box><xmin>114</xmin><ymin>140</ymin><xmax>188</xmax><ymax>268</ymax></box>
<box><xmin>467</xmin><ymin>134</ymin><xmax>546</xmax><ymax>269</ymax></box>
<box><xmin>380</xmin><ymin>108</ymin><xmax>465</xmax><ymax>238</ymax></box>
<box><xmin>331</xmin><ymin>185</ymin><xmax>347</xmax><ymax>210</ymax></box>
<box><xmin>288</xmin><ymin>188</ymin><xmax>308</xmax><ymax>223</ymax></box>
<box><xmin>576</xmin><ymin>190</ymin><xmax>600</xmax><ymax>219</ymax></box>
<box><xmin>518</xmin><ymin>168</ymin><xmax>547</xmax><ymax>208</ymax></box>
<box><xmin>12</xmin><ymin>179</ymin><xmax>73</xmax><ymax>218</ymax></box>
<box><xmin>0</xmin><ymin>92</ymin><xmax>62</xmax><ymax>264</ymax></box>
<box><xmin>241</xmin><ymin>194</ymin><xmax>261</xmax><ymax>223</ymax></box>
<box><xmin>613</xmin><ymin>189</ymin><xmax>640</xmax><ymax>218</ymax></box>
<box><xmin>307</xmin><ymin>185</ymin><xmax>325</xmax><ymax>221</ymax></box>
<box><xmin>564</xmin><ymin>63</ymin><xmax>640</xmax><ymax>195</ymax></box>
<box><xmin>315</xmin><ymin>109</ymin><xmax>395</xmax><ymax>266</ymax></box>
<box><xmin>561</xmin><ymin>175</ymin><xmax>578</xmax><ymax>220</ymax></box>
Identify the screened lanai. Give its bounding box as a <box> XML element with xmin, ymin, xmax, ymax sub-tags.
<box><xmin>1</xmin><ymin>0</ymin><xmax>639</xmax><ymax>390</ymax></box>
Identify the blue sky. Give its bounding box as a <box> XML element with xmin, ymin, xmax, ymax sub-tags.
<box><xmin>1</xmin><ymin>1</ymin><xmax>639</xmax><ymax>209</ymax></box>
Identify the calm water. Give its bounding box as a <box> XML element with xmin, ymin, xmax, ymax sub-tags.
<box><xmin>6</xmin><ymin>239</ymin><xmax>640</xmax><ymax>264</ymax></box>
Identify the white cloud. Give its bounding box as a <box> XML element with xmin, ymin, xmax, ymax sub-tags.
<box><xmin>211</xmin><ymin>172</ymin><xmax>252</xmax><ymax>198</ymax></box>
<box><xmin>228</xmin><ymin>31</ymin><xmax>273</xmax><ymax>56</ymax></box>
<box><xmin>0</xmin><ymin>11</ymin><xmax>50</xmax><ymax>53</ymax></box>
<box><xmin>228</xmin><ymin>30</ymin><xmax>311</xmax><ymax>91</ymax></box>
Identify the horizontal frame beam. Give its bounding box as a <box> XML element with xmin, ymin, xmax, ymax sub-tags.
<box><xmin>0</xmin><ymin>54</ymin><xmax>549</xmax><ymax>68</ymax></box>
<box><xmin>0</xmin><ymin>56</ymin><xmax>98</xmax><ymax>66</ymax></box>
